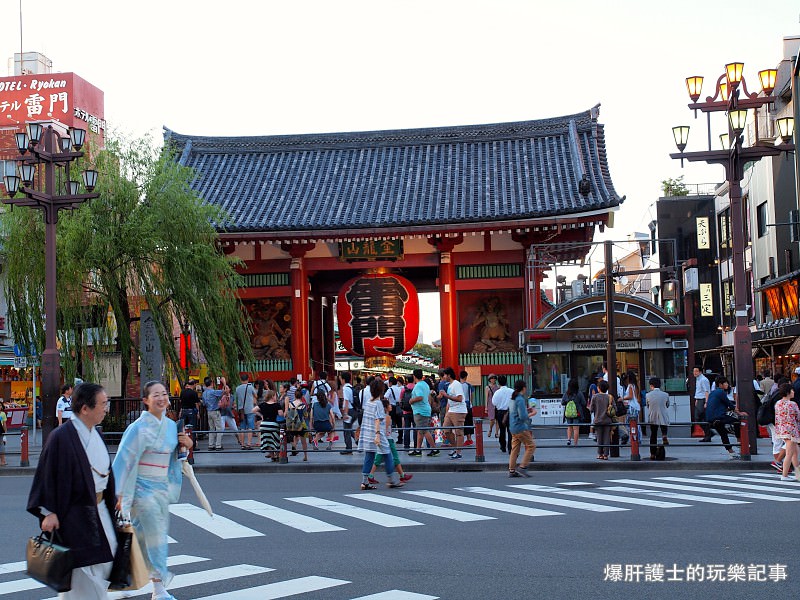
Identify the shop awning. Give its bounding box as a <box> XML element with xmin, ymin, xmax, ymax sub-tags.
<box><xmin>787</xmin><ymin>337</ymin><xmax>800</xmax><ymax>356</ymax></box>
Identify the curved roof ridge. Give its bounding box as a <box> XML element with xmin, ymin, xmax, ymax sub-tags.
<box><xmin>164</xmin><ymin>108</ymin><xmax>600</xmax><ymax>154</ymax></box>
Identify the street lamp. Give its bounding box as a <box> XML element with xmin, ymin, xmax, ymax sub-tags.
<box><xmin>1</xmin><ymin>123</ymin><xmax>99</xmax><ymax>443</ymax></box>
<box><xmin>671</xmin><ymin>62</ymin><xmax>795</xmax><ymax>456</ymax></box>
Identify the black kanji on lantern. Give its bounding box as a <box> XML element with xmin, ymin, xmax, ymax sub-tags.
<box><xmin>345</xmin><ymin>277</ymin><xmax>409</xmax><ymax>355</ymax></box>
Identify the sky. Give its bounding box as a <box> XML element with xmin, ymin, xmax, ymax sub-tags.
<box><xmin>1</xmin><ymin>0</ymin><xmax>798</xmax><ymax>343</ymax></box>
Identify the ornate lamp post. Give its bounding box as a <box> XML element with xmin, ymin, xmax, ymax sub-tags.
<box><xmin>2</xmin><ymin>123</ymin><xmax>99</xmax><ymax>443</ymax></box>
<box><xmin>671</xmin><ymin>63</ymin><xmax>794</xmax><ymax>454</ymax></box>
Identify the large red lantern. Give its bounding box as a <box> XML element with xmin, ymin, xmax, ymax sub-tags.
<box><xmin>337</xmin><ymin>273</ymin><xmax>419</xmax><ymax>359</ymax></box>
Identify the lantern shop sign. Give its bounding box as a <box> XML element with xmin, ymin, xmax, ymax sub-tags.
<box><xmin>336</xmin><ymin>273</ymin><xmax>419</xmax><ymax>359</ymax></box>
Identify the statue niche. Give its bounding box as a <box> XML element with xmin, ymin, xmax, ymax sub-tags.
<box><xmin>245</xmin><ymin>298</ymin><xmax>291</xmax><ymax>360</ymax></box>
<box><xmin>470</xmin><ymin>295</ymin><xmax>516</xmax><ymax>353</ymax></box>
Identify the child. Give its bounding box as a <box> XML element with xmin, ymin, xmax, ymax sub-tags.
<box><xmin>368</xmin><ymin>396</ymin><xmax>413</xmax><ymax>484</ymax></box>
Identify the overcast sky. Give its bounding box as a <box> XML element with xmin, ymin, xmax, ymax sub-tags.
<box><xmin>2</xmin><ymin>0</ymin><xmax>797</xmax><ymax>343</ymax></box>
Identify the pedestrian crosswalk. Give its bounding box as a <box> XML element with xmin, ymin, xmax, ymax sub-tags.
<box><xmin>6</xmin><ymin>470</ymin><xmax>800</xmax><ymax>599</ymax></box>
<box><xmin>154</xmin><ymin>471</ymin><xmax>800</xmax><ymax>542</ymax></box>
<box><xmin>0</xmin><ymin>554</ymin><xmax>438</xmax><ymax>600</ymax></box>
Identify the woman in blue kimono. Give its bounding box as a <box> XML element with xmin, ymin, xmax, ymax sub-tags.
<box><xmin>113</xmin><ymin>381</ymin><xmax>193</xmax><ymax>600</ymax></box>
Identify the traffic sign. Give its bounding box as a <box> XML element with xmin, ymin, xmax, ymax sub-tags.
<box><xmin>13</xmin><ymin>356</ymin><xmax>27</xmax><ymax>368</ymax></box>
<box><xmin>13</xmin><ymin>344</ymin><xmax>23</xmax><ymax>357</ymax></box>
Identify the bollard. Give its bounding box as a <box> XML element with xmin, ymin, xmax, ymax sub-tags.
<box><xmin>20</xmin><ymin>425</ymin><xmax>29</xmax><ymax>467</ymax></box>
<box><xmin>185</xmin><ymin>424</ymin><xmax>195</xmax><ymax>465</ymax></box>
<box><xmin>739</xmin><ymin>417</ymin><xmax>751</xmax><ymax>461</ymax></box>
<box><xmin>629</xmin><ymin>417</ymin><xmax>640</xmax><ymax>461</ymax></box>
<box><xmin>279</xmin><ymin>428</ymin><xmax>288</xmax><ymax>464</ymax></box>
<box><xmin>474</xmin><ymin>418</ymin><xmax>485</xmax><ymax>462</ymax></box>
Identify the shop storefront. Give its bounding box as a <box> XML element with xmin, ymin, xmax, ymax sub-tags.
<box><xmin>522</xmin><ymin>295</ymin><xmax>690</xmax><ymax>398</ymax></box>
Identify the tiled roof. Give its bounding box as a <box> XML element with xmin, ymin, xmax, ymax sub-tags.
<box><xmin>165</xmin><ymin>106</ymin><xmax>623</xmax><ymax>234</ymax></box>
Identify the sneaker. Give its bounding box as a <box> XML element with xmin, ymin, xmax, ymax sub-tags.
<box><xmin>728</xmin><ymin>453</ymin><xmax>740</xmax><ymax>460</ymax></box>
<box><xmin>367</xmin><ymin>476</ymin><xmax>379</xmax><ymax>485</ymax></box>
<box><xmin>567</xmin><ymin>440</ymin><xmax>572</xmax><ymax>446</ymax></box>
<box><xmin>771</xmin><ymin>461</ymin><xmax>783</xmax><ymax>472</ymax></box>
<box><xmin>400</xmin><ymin>473</ymin><xmax>414</xmax><ymax>482</ymax></box>
<box><xmin>508</xmin><ymin>470</ymin><xmax>522</xmax><ymax>478</ymax></box>
<box><xmin>387</xmin><ymin>481</ymin><xmax>405</xmax><ymax>489</ymax></box>
<box><xmin>427</xmin><ymin>450</ymin><xmax>440</xmax><ymax>457</ymax></box>
<box><xmin>326</xmin><ymin>442</ymin><xmax>332</xmax><ymax>451</ymax></box>
<box><xmin>408</xmin><ymin>450</ymin><xmax>422</xmax><ymax>457</ymax></box>
<box><xmin>588</xmin><ymin>433</ymin><xmax>596</xmax><ymax>441</ymax></box>
<box><xmin>781</xmin><ymin>476</ymin><xmax>792</xmax><ymax>481</ymax></box>
<box><xmin>151</xmin><ymin>592</ymin><xmax>178</xmax><ymax>600</ymax></box>
<box><xmin>449</xmin><ymin>450</ymin><xmax>457</xmax><ymax>457</ymax></box>
<box><xmin>515</xmin><ymin>467</ymin><xmax>531</xmax><ymax>478</ymax></box>
<box><xmin>464</xmin><ymin>440</ymin><xmax>474</xmax><ymax>446</ymax></box>
<box><xmin>449</xmin><ymin>453</ymin><xmax>463</xmax><ymax>460</ymax></box>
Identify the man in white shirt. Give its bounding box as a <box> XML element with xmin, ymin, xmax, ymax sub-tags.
<box><xmin>339</xmin><ymin>372</ymin><xmax>356</xmax><ymax>454</ymax></box>
<box><xmin>234</xmin><ymin>374</ymin><xmax>257</xmax><ymax>450</ymax></box>
<box><xmin>602</xmin><ymin>362</ymin><xmax>624</xmax><ymax>398</ymax></box>
<box><xmin>491</xmin><ymin>375</ymin><xmax>513</xmax><ymax>453</ymax></box>
<box><xmin>56</xmin><ymin>384</ymin><xmax>74</xmax><ymax>426</ymax></box>
<box><xmin>439</xmin><ymin>367</ymin><xmax>466</xmax><ymax>459</ymax></box>
<box><xmin>693</xmin><ymin>367</ymin><xmax>712</xmax><ymax>442</ymax></box>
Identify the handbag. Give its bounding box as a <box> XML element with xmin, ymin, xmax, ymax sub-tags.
<box><xmin>108</xmin><ymin>514</ymin><xmax>150</xmax><ymax>591</ymax></box>
<box><xmin>26</xmin><ymin>530</ymin><xmax>73</xmax><ymax>593</ymax></box>
<box><xmin>603</xmin><ymin>394</ymin><xmax>616</xmax><ymax>418</ymax></box>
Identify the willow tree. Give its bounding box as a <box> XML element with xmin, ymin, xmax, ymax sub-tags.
<box><xmin>1</xmin><ymin>133</ymin><xmax>253</xmax><ymax>390</ymax></box>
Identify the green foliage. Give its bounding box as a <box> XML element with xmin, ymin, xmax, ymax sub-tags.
<box><xmin>1</xmin><ymin>133</ymin><xmax>254</xmax><ymax>387</ymax></box>
<box><xmin>412</xmin><ymin>343</ymin><xmax>441</xmax><ymax>364</ymax></box>
<box><xmin>661</xmin><ymin>176</ymin><xmax>690</xmax><ymax>197</ymax></box>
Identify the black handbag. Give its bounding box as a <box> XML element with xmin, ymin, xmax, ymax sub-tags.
<box><xmin>109</xmin><ymin>513</ymin><xmax>134</xmax><ymax>590</ymax></box>
<box><xmin>26</xmin><ymin>530</ymin><xmax>73</xmax><ymax>593</ymax></box>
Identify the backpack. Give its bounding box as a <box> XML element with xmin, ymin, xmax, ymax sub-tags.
<box><xmin>564</xmin><ymin>399</ymin><xmax>579</xmax><ymax>419</ymax></box>
<box><xmin>756</xmin><ymin>394</ymin><xmax>776</xmax><ymax>426</ymax></box>
<box><xmin>351</xmin><ymin>387</ymin><xmax>363</xmax><ymax>420</ymax></box>
<box><xmin>315</xmin><ymin>381</ymin><xmax>329</xmax><ymax>408</ymax></box>
<box><xmin>285</xmin><ymin>401</ymin><xmax>303</xmax><ymax>431</ymax></box>
<box><xmin>401</xmin><ymin>387</ymin><xmax>413</xmax><ymax>412</ymax></box>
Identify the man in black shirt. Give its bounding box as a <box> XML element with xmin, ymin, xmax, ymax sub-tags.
<box><xmin>179</xmin><ymin>379</ymin><xmax>201</xmax><ymax>429</ymax></box>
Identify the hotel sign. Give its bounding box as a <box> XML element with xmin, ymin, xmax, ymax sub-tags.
<box><xmin>572</xmin><ymin>340</ymin><xmax>641</xmax><ymax>351</ymax></box>
<box><xmin>696</xmin><ymin>217</ymin><xmax>710</xmax><ymax>249</ymax></box>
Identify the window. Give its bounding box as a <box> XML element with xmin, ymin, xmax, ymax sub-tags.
<box><xmin>757</xmin><ymin>202</ymin><xmax>768</xmax><ymax>238</ymax></box>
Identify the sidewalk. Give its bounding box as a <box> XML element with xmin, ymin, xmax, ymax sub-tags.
<box><xmin>0</xmin><ymin>425</ymin><xmax>776</xmax><ymax>475</ymax></box>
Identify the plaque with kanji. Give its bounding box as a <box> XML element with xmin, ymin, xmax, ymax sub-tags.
<box><xmin>339</xmin><ymin>239</ymin><xmax>403</xmax><ymax>261</ymax></box>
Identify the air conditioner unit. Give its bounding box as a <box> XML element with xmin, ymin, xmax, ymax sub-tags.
<box><xmin>526</xmin><ymin>343</ymin><xmax>543</xmax><ymax>354</ymax></box>
<box><xmin>672</xmin><ymin>340</ymin><xmax>689</xmax><ymax>349</ymax></box>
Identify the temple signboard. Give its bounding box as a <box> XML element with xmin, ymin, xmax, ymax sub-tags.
<box><xmin>339</xmin><ymin>240</ymin><xmax>403</xmax><ymax>261</ymax></box>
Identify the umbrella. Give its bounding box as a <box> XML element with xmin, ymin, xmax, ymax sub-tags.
<box><xmin>181</xmin><ymin>461</ymin><xmax>213</xmax><ymax>516</ymax></box>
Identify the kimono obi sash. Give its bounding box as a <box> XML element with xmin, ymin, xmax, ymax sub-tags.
<box><xmin>137</xmin><ymin>449</ymin><xmax>171</xmax><ymax>479</ymax></box>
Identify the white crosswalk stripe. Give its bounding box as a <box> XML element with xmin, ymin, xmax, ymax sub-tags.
<box><xmin>169</xmin><ymin>503</ymin><xmax>265</xmax><ymax>539</ymax></box>
<box><xmin>191</xmin><ymin>576</ymin><xmax>350</xmax><ymax>600</ymax></box>
<box><xmin>224</xmin><ymin>499</ymin><xmax>346</xmax><ymax>532</ymax></box>
<box><xmin>349</xmin><ymin>591</ymin><xmax>439</xmax><ymax>599</ymax></box>
<box><xmin>698</xmin><ymin>474</ymin><xmax>800</xmax><ymax>488</ymax></box>
<box><xmin>456</xmin><ymin>486</ymin><xmax>629</xmax><ymax>512</ymax></box>
<box><xmin>347</xmin><ymin>493</ymin><xmax>495</xmax><ymax>522</ymax></box>
<box><xmin>608</xmin><ymin>478</ymin><xmax>800</xmax><ymax>501</ymax></box>
<box><xmin>403</xmin><ymin>490</ymin><xmax>563</xmax><ymax>517</ymax></box>
<box><xmin>287</xmin><ymin>496</ymin><xmax>423</xmax><ymax>527</ymax></box>
<box><xmin>0</xmin><ymin>561</ymin><xmax>26</xmax><ymax>575</ymax></box>
<box><xmin>509</xmin><ymin>484</ymin><xmax>690</xmax><ymax>508</ymax></box>
<box><xmin>597</xmin><ymin>486</ymin><xmax>750</xmax><ymax>504</ymax></box>
<box><xmin>656</xmin><ymin>476</ymin><xmax>800</xmax><ymax>496</ymax></box>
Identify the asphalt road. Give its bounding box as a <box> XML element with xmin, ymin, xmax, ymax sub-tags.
<box><xmin>1</xmin><ymin>469</ymin><xmax>797</xmax><ymax>599</ymax></box>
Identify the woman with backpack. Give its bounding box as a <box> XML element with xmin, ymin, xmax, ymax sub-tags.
<box><xmin>284</xmin><ymin>388</ymin><xmax>310</xmax><ymax>461</ymax></box>
<box><xmin>255</xmin><ymin>389</ymin><xmax>281</xmax><ymax>461</ymax></box>
<box><xmin>561</xmin><ymin>378</ymin><xmax>586</xmax><ymax>446</ymax></box>
<box><xmin>311</xmin><ymin>390</ymin><xmax>335</xmax><ymax>451</ymax></box>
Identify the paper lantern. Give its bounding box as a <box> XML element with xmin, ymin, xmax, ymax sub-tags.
<box><xmin>337</xmin><ymin>273</ymin><xmax>419</xmax><ymax>359</ymax></box>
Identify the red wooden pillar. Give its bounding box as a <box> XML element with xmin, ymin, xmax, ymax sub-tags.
<box><xmin>285</xmin><ymin>243</ymin><xmax>315</xmax><ymax>380</ymax></box>
<box><xmin>430</xmin><ymin>236</ymin><xmax>463</xmax><ymax>371</ymax></box>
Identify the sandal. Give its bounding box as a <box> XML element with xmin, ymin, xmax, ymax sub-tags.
<box><xmin>360</xmin><ymin>483</ymin><xmax>377</xmax><ymax>490</ymax></box>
